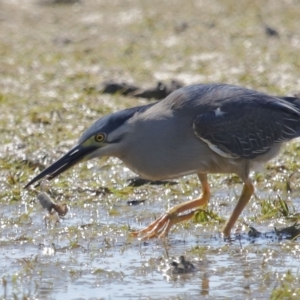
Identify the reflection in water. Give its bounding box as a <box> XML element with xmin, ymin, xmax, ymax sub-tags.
<box><xmin>201</xmin><ymin>273</ymin><xmax>209</xmax><ymax>296</ymax></box>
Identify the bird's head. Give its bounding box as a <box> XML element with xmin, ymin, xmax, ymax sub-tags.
<box><xmin>24</xmin><ymin>103</ymin><xmax>154</xmax><ymax>188</ymax></box>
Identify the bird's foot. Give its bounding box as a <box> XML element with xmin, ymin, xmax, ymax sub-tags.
<box><xmin>131</xmin><ymin>209</ymin><xmax>195</xmax><ymax>240</ymax></box>
<box><xmin>131</xmin><ymin>213</ymin><xmax>173</xmax><ymax>239</ymax></box>
<box><xmin>131</xmin><ymin>190</ymin><xmax>210</xmax><ymax>239</ymax></box>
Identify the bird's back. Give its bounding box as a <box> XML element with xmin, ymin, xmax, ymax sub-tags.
<box><xmin>182</xmin><ymin>84</ymin><xmax>300</xmax><ymax>156</ymax></box>
<box><xmin>119</xmin><ymin>84</ymin><xmax>300</xmax><ymax>180</ymax></box>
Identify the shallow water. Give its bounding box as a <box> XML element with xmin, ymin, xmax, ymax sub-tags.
<box><xmin>1</xmin><ymin>167</ymin><xmax>300</xmax><ymax>299</ymax></box>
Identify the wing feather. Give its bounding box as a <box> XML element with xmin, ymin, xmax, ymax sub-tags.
<box><xmin>193</xmin><ymin>97</ymin><xmax>300</xmax><ymax>159</ymax></box>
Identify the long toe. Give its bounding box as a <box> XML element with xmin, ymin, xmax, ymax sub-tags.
<box><xmin>131</xmin><ymin>214</ymin><xmax>171</xmax><ymax>239</ymax></box>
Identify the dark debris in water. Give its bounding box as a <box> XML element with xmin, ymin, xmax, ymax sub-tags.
<box><xmin>127</xmin><ymin>176</ymin><xmax>177</xmax><ymax>187</ymax></box>
<box><xmin>248</xmin><ymin>226</ymin><xmax>262</xmax><ymax>238</ymax></box>
<box><xmin>88</xmin><ymin>79</ymin><xmax>184</xmax><ymax>100</ymax></box>
<box><xmin>264</xmin><ymin>24</ymin><xmax>280</xmax><ymax>37</ymax></box>
<box><xmin>77</xmin><ymin>186</ymin><xmax>111</xmax><ymax>196</ymax></box>
<box><xmin>275</xmin><ymin>223</ymin><xmax>300</xmax><ymax>239</ymax></box>
<box><xmin>169</xmin><ymin>256</ymin><xmax>196</xmax><ymax>274</ymax></box>
<box><xmin>248</xmin><ymin>223</ymin><xmax>300</xmax><ymax>240</ymax></box>
<box><xmin>127</xmin><ymin>199</ymin><xmax>146</xmax><ymax>206</ymax></box>
<box><xmin>158</xmin><ymin>255</ymin><xmax>198</xmax><ymax>277</ymax></box>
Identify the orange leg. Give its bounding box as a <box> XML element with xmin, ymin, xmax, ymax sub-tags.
<box><xmin>132</xmin><ymin>173</ymin><xmax>210</xmax><ymax>239</ymax></box>
<box><xmin>222</xmin><ymin>178</ymin><xmax>254</xmax><ymax>237</ymax></box>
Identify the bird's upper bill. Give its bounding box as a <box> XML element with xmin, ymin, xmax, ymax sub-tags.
<box><xmin>24</xmin><ymin>143</ymin><xmax>98</xmax><ymax>188</ymax></box>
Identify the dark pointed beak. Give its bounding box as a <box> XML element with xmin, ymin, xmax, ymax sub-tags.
<box><xmin>24</xmin><ymin>144</ymin><xmax>97</xmax><ymax>188</ymax></box>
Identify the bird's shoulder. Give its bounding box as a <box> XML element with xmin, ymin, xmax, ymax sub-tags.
<box><xmin>164</xmin><ymin>84</ymin><xmax>252</xmax><ymax>112</ymax></box>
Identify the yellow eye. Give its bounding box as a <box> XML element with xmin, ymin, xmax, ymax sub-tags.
<box><xmin>95</xmin><ymin>133</ymin><xmax>105</xmax><ymax>143</ymax></box>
